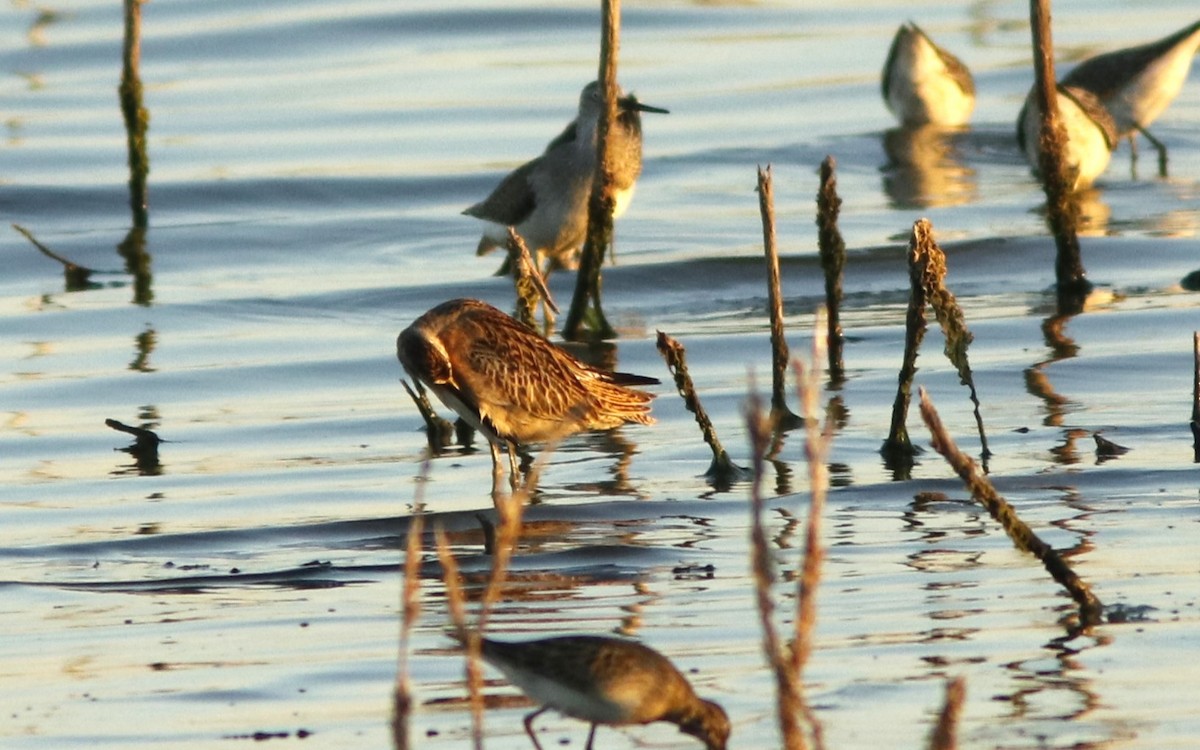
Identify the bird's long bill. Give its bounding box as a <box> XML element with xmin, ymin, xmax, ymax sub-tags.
<box><xmin>622</xmin><ymin>95</ymin><xmax>669</xmax><ymax>115</ymax></box>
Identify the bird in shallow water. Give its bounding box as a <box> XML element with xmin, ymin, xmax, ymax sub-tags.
<box><xmin>882</xmin><ymin>22</ymin><xmax>975</xmax><ymax>127</ymax></box>
<box><xmin>1061</xmin><ymin>19</ymin><xmax>1200</xmax><ymax>173</ymax></box>
<box><xmin>464</xmin><ymin>81</ymin><xmax>668</xmax><ymax>274</ymax></box>
<box><xmin>396</xmin><ymin>298</ymin><xmax>657</xmax><ymax>486</ymax></box>
<box><xmin>461</xmin><ymin>633</ymin><xmax>730</xmax><ymax>750</ymax></box>
<box><xmin>1017</xmin><ymin>83</ymin><xmax>1119</xmax><ymax>191</ymax></box>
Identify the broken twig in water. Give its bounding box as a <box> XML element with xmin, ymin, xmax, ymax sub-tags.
<box><xmin>506</xmin><ymin>227</ymin><xmax>558</xmax><ymax>331</ymax></box>
<box><xmin>13</xmin><ymin>223</ymin><xmax>98</xmax><ymax>290</ymax></box>
<box><xmin>756</xmin><ymin>165</ymin><xmax>802</xmax><ymax>430</ymax></box>
<box><xmin>816</xmin><ymin>156</ymin><xmax>846</xmax><ymax>384</ymax></box>
<box><xmin>883</xmin><ymin>220</ymin><xmax>990</xmax><ymax>468</ymax></box>
<box><xmin>391</xmin><ymin>494</ymin><xmax>426</xmax><ymax>750</ymax></box>
<box><xmin>919</xmin><ymin>387</ymin><xmax>1104</xmax><ymax>629</ymax></box>
<box><xmin>656</xmin><ymin>331</ymin><xmax>748</xmax><ymax>487</ymax></box>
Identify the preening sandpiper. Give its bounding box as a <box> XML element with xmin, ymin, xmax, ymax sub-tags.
<box><xmin>464</xmin><ymin>81</ymin><xmax>668</xmax><ymax>273</ymax></box>
<box><xmin>882</xmin><ymin>22</ymin><xmax>975</xmax><ymax>127</ymax></box>
<box><xmin>466</xmin><ymin>633</ymin><xmax>730</xmax><ymax>750</ymax></box>
<box><xmin>396</xmin><ymin>298</ymin><xmax>657</xmax><ymax>484</ymax></box>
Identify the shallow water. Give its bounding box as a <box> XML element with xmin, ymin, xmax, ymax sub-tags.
<box><xmin>3</xmin><ymin>1</ymin><xmax>1200</xmax><ymax>748</ymax></box>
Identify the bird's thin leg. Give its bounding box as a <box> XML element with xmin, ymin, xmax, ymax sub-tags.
<box><xmin>522</xmin><ymin>707</ymin><xmax>549</xmax><ymax>750</ymax></box>
<box><xmin>584</xmin><ymin>723</ymin><xmax>599</xmax><ymax>750</ymax></box>
<box><xmin>506</xmin><ymin>440</ymin><xmax>520</xmax><ymax>490</ymax></box>
<box><xmin>1136</xmin><ymin>125</ymin><xmax>1169</xmax><ymax>177</ymax></box>
<box><xmin>490</xmin><ymin>441</ymin><xmax>504</xmax><ymax>490</ymax></box>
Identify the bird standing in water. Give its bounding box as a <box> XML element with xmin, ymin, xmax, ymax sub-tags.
<box><xmin>1061</xmin><ymin>19</ymin><xmax>1200</xmax><ymax>173</ymax></box>
<box><xmin>464</xmin><ymin>81</ymin><xmax>668</xmax><ymax>274</ymax></box>
<box><xmin>1017</xmin><ymin>83</ymin><xmax>1119</xmax><ymax>191</ymax></box>
<box><xmin>465</xmin><ymin>633</ymin><xmax>730</xmax><ymax>750</ymax></box>
<box><xmin>396</xmin><ymin>298</ymin><xmax>656</xmax><ymax>486</ymax></box>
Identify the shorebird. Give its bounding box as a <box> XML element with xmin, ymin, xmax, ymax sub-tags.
<box><xmin>396</xmin><ymin>299</ymin><xmax>657</xmax><ymax>484</ymax></box>
<box><xmin>882</xmin><ymin>22</ymin><xmax>975</xmax><ymax>127</ymax></box>
<box><xmin>1061</xmin><ymin>19</ymin><xmax>1200</xmax><ymax>171</ymax></box>
<box><xmin>1017</xmin><ymin>83</ymin><xmax>1119</xmax><ymax>191</ymax></box>
<box><xmin>464</xmin><ymin>81</ymin><xmax>668</xmax><ymax>273</ymax></box>
<box><xmin>467</xmin><ymin>634</ymin><xmax>730</xmax><ymax>750</ymax></box>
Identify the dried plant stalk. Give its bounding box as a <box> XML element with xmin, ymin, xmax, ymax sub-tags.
<box><xmin>1029</xmin><ymin>0</ymin><xmax>1088</xmax><ymax>308</ymax></box>
<box><xmin>791</xmin><ymin>311</ymin><xmax>832</xmax><ymax>679</ymax></box>
<box><xmin>816</xmin><ymin>157</ymin><xmax>846</xmax><ymax>383</ymax></box>
<box><xmin>918</xmin><ymin>388</ymin><xmax>1104</xmax><ymax>628</ymax></box>
<box><xmin>657</xmin><ymin>330</ymin><xmax>747</xmax><ymax>486</ymax></box>
<box><xmin>927</xmin><ymin>676</ymin><xmax>966</xmax><ymax>750</ymax></box>
<box><xmin>121</xmin><ymin>0</ymin><xmax>149</xmax><ymax>229</ymax></box>
<box><xmin>391</xmin><ymin>511</ymin><xmax>425</xmax><ymax>750</ymax></box>
<box><xmin>882</xmin><ymin>223</ymin><xmax>931</xmax><ymax>459</ymax></box>
<box><xmin>506</xmin><ymin>227</ymin><xmax>558</xmax><ymax>331</ymax></box>
<box><xmin>757</xmin><ymin>165</ymin><xmax>802</xmax><ymax>430</ymax></box>
<box><xmin>435</xmin><ymin>526</ymin><xmax>485</xmax><ymax>750</ymax></box>
<box><xmin>745</xmin><ymin>390</ymin><xmax>806</xmax><ymax>750</ymax></box>
<box><xmin>912</xmin><ymin>220</ymin><xmax>990</xmax><ymax>458</ymax></box>
<box><xmin>1192</xmin><ymin>332</ymin><xmax>1200</xmax><ymax>460</ymax></box>
<box><xmin>564</xmin><ymin>0</ymin><xmax>620</xmax><ymax>339</ymax></box>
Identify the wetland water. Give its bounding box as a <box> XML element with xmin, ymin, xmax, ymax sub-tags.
<box><xmin>3</xmin><ymin>1</ymin><xmax>1200</xmax><ymax>748</ymax></box>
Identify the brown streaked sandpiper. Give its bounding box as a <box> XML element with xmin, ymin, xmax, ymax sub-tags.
<box><xmin>465</xmin><ymin>633</ymin><xmax>730</xmax><ymax>750</ymax></box>
<box><xmin>396</xmin><ymin>298</ymin><xmax>657</xmax><ymax>484</ymax></box>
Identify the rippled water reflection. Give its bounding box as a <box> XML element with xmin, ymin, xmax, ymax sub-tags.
<box><xmin>3</xmin><ymin>1</ymin><xmax>1200</xmax><ymax>748</ymax></box>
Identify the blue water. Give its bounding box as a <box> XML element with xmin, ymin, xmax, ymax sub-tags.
<box><xmin>3</xmin><ymin>1</ymin><xmax>1200</xmax><ymax>748</ymax></box>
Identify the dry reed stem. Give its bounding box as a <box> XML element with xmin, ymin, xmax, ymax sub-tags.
<box><xmin>791</xmin><ymin>311</ymin><xmax>831</xmax><ymax>676</ymax></box>
<box><xmin>391</xmin><ymin>506</ymin><xmax>426</xmax><ymax>750</ymax></box>
<box><xmin>911</xmin><ymin>220</ymin><xmax>990</xmax><ymax>458</ymax></box>
<box><xmin>564</xmin><ymin>0</ymin><xmax>620</xmax><ymax>339</ymax></box>
<box><xmin>506</xmin><ymin>227</ymin><xmax>558</xmax><ymax>331</ymax></box>
<box><xmin>1192</xmin><ymin>332</ymin><xmax>1199</xmax><ymax>460</ymax></box>
<box><xmin>745</xmin><ymin>389</ymin><xmax>806</xmax><ymax>750</ymax></box>
<box><xmin>1029</xmin><ymin>0</ymin><xmax>1088</xmax><ymax>307</ymax></box>
<box><xmin>882</xmin><ymin>223</ymin><xmax>931</xmax><ymax>460</ymax></box>
<box><xmin>435</xmin><ymin>526</ymin><xmax>485</xmax><ymax>750</ymax></box>
<box><xmin>816</xmin><ymin>157</ymin><xmax>846</xmax><ymax>384</ymax></box>
<box><xmin>918</xmin><ymin>387</ymin><xmax>1104</xmax><ymax>628</ymax></box>
<box><xmin>757</xmin><ymin>165</ymin><xmax>803</xmax><ymax>430</ymax></box>
<box><xmin>927</xmin><ymin>676</ymin><xmax>966</xmax><ymax>750</ymax></box>
<box><xmin>121</xmin><ymin>0</ymin><xmax>149</xmax><ymax>229</ymax></box>
<box><xmin>657</xmin><ymin>330</ymin><xmax>747</xmax><ymax>485</ymax></box>
<box><xmin>791</xmin><ymin>311</ymin><xmax>833</xmax><ymax>750</ymax></box>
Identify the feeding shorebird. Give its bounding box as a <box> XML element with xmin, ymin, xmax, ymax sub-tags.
<box><xmin>882</xmin><ymin>22</ymin><xmax>975</xmax><ymax>127</ymax></box>
<box><xmin>1061</xmin><ymin>19</ymin><xmax>1200</xmax><ymax>171</ymax></box>
<box><xmin>396</xmin><ymin>298</ymin><xmax>657</xmax><ymax>484</ymax></box>
<box><xmin>464</xmin><ymin>81</ymin><xmax>668</xmax><ymax>273</ymax></box>
<box><xmin>464</xmin><ymin>634</ymin><xmax>730</xmax><ymax>750</ymax></box>
<box><xmin>1017</xmin><ymin>83</ymin><xmax>1119</xmax><ymax>191</ymax></box>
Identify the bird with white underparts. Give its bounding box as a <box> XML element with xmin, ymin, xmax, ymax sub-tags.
<box><xmin>464</xmin><ymin>81</ymin><xmax>668</xmax><ymax>274</ymax></box>
<box><xmin>459</xmin><ymin>633</ymin><xmax>730</xmax><ymax>750</ymax></box>
<box><xmin>882</xmin><ymin>22</ymin><xmax>975</xmax><ymax>128</ymax></box>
